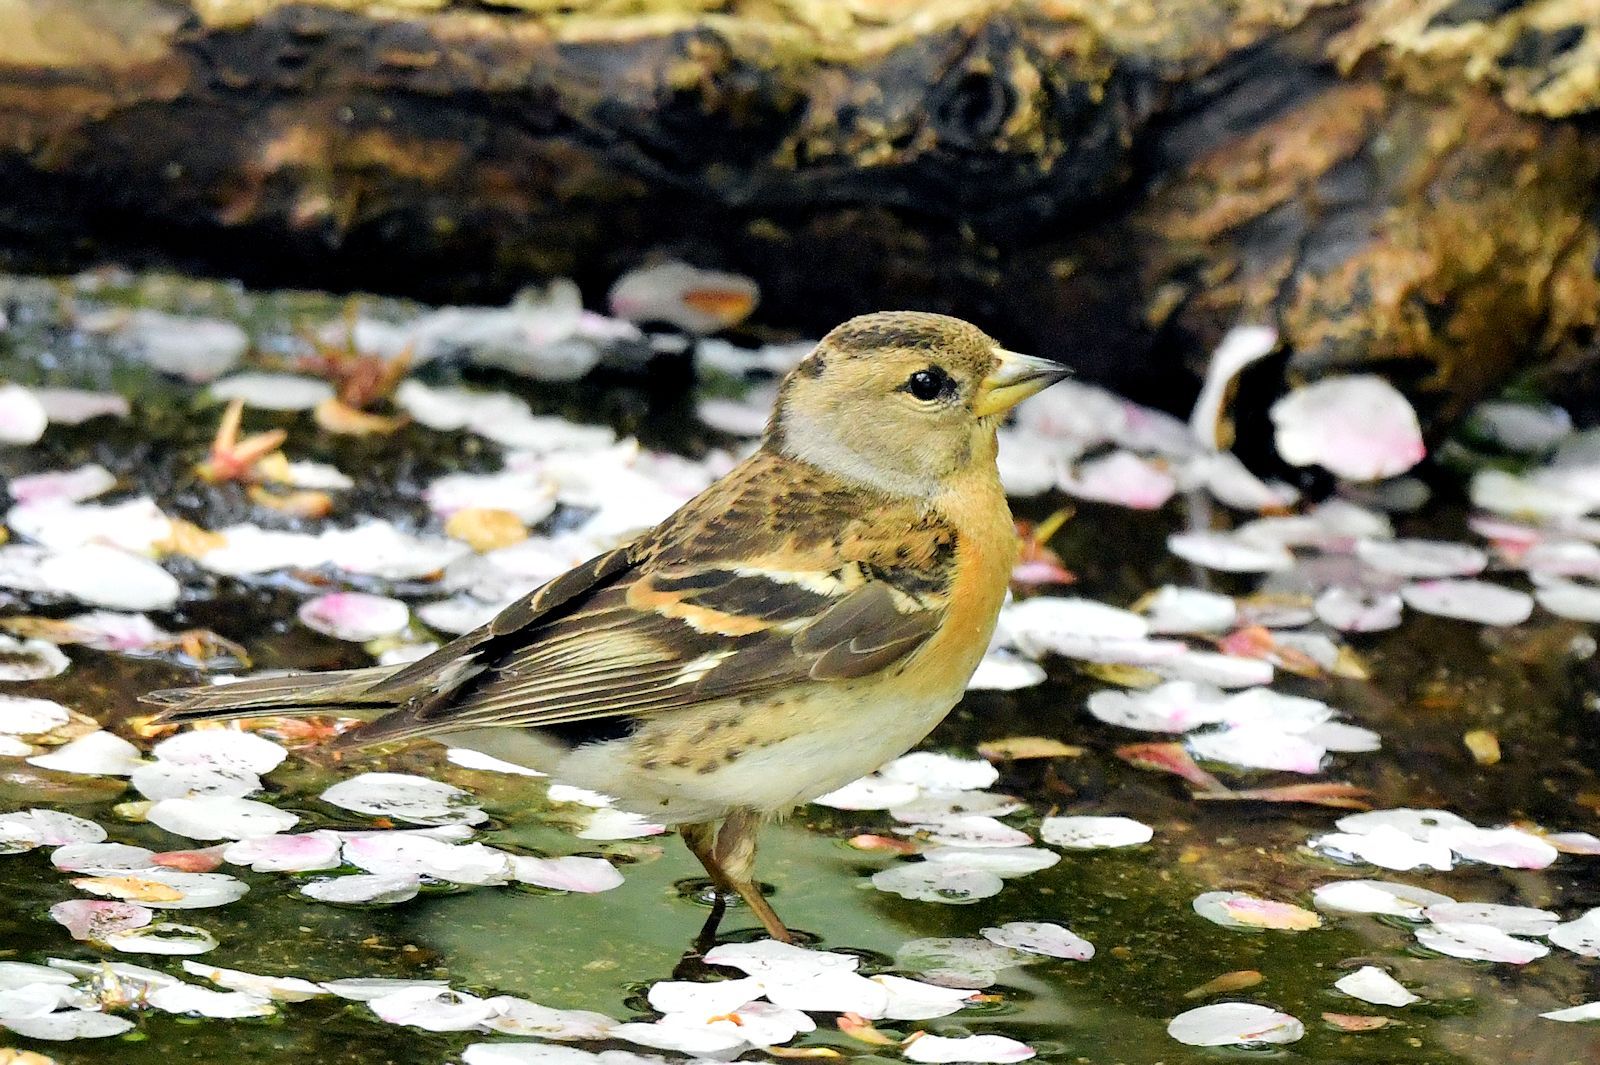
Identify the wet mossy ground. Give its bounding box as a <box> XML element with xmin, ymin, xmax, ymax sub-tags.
<box><xmin>2</xmin><ymin>277</ymin><xmax>1599</xmax><ymax>1065</ymax></box>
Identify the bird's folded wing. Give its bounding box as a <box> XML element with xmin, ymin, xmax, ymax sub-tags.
<box><xmin>342</xmin><ymin>543</ymin><xmax>949</xmax><ymax>747</ymax></box>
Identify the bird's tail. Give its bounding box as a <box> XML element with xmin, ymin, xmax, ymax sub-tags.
<box><xmin>142</xmin><ymin>665</ymin><xmax>405</xmax><ymax>726</ymax></box>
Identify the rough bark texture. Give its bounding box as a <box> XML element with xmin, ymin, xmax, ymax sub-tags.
<box><xmin>1</xmin><ymin>0</ymin><xmax>1598</xmax><ymax>415</ymax></box>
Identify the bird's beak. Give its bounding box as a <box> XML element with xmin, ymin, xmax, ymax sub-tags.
<box><xmin>973</xmin><ymin>348</ymin><xmax>1071</xmax><ymax>417</ymax></box>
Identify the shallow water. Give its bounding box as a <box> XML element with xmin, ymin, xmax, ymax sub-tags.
<box><xmin>2</xmin><ymin>276</ymin><xmax>1599</xmax><ymax>1065</ymax></box>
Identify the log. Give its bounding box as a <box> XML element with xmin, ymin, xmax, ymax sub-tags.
<box><xmin>0</xmin><ymin>0</ymin><xmax>1597</xmax><ymax>417</ymax></box>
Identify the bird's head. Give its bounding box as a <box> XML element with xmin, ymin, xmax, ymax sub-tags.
<box><xmin>765</xmin><ymin>311</ymin><xmax>1069</xmax><ymax>498</ymax></box>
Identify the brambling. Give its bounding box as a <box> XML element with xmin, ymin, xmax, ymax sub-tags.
<box><xmin>147</xmin><ymin>311</ymin><xmax>1069</xmax><ymax>943</ymax></box>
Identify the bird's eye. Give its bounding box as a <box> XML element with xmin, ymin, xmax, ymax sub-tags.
<box><xmin>904</xmin><ymin>367</ymin><xmax>951</xmax><ymax>401</ymax></box>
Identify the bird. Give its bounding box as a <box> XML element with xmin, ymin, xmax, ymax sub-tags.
<box><xmin>144</xmin><ymin>311</ymin><xmax>1070</xmax><ymax>943</ymax></box>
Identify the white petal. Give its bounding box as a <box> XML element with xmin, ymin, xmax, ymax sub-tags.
<box><xmin>1434</xmin><ymin>825</ymin><xmax>1557</xmax><ymax>869</ymax></box>
<box><xmin>1535</xmin><ymin>579</ymin><xmax>1600</xmax><ymax>622</ymax></box>
<box><xmin>871</xmin><ymin>864</ymin><xmax>1004</xmax><ymax>904</ymax></box>
<box><xmin>1140</xmin><ymin>586</ymin><xmax>1237</xmax><ymax>634</ymax></box>
<box><xmin>646</xmin><ymin>977</ymin><xmax>764</xmax><ymax>1016</ymax></box>
<box><xmin>223</xmin><ymin>831</ymin><xmax>343</xmax><ymax>872</ymax></box>
<box><xmin>881</xmin><ymin>752</ymin><xmax>999</xmax><ymax>791</ymax></box>
<box><xmin>0</xmin><ymin>1009</ymin><xmax>134</xmax><ymax>1040</ymax></box>
<box><xmin>0</xmin><ymin>809</ymin><xmax>105</xmax><ymax>852</ymax></box>
<box><xmin>1187</xmin><ymin>727</ymin><xmax>1325</xmax><ymax>774</ymax></box>
<box><xmin>1310</xmin><ymin>827</ymin><xmax>1455</xmax><ymax>872</ymax></box>
<box><xmin>153</xmin><ymin>728</ymin><xmax>287</xmax><ymax>775</ymax></box>
<box><xmin>147</xmin><ymin>796</ymin><xmax>298</xmax><ymax>840</ymax></box>
<box><xmin>903</xmin><ymin>1033</ymin><xmax>1035</xmax><ymax>1063</ymax></box>
<box><xmin>0</xmin><ymin>382</ymin><xmax>48</xmax><ymax>444</ymax></box>
<box><xmin>1421</xmin><ymin>903</ymin><xmax>1557</xmax><ymax>936</ymax></box>
<box><xmin>981</xmin><ymin>922</ymin><xmax>1093</xmax><ymax>960</ymax></box>
<box><xmin>1167</xmin><ymin>1002</ymin><xmax>1304</xmax><ymax>1047</ymax></box>
<box><xmin>147</xmin><ymin>984</ymin><xmax>275</xmax><ymax>1017</ymax></box>
<box><xmin>1416</xmin><ymin>922</ymin><xmax>1548</xmax><ymax>963</ymax></box>
<box><xmin>811</xmin><ymin>776</ymin><xmax>922</xmax><ymax>811</ymax></box>
<box><xmin>0</xmin><ymin>694</ymin><xmax>71</xmax><ymax>735</ymax></box>
<box><xmin>922</xmin><ymin>848</ymin><xmax>1059</xmax><ymax>878</ymax></box>
<box><xmin>301</xmin><ymin>873</ymin><xmax>420</xmax><ymax>905</ymax></box>
<box><xmin>1058</xmin><ymin>450</ymin><xmax>1175</xmax><ymax>510</ymax></box>
<box><xmin>1271</xmin><ymin>376</ymin><xmax>1423</xmax><ymax>481</ymax></box>
<box><xmin>298</xmin><ymin>592</ymin><xmax>411</xmax><ymax>642</ymax></box>
<box><xmin>0</xmin><ymin>634</ymin><xmax>71</xmax><ymax>681</ymax></box>
<box><xmin>321</xmin><ymin>772</ymin><xmax>486</xmax><ymax>826</ymax></box>
<box><xmin>1333</xmin><ymin>966</ymin><xmax>1418</xmax><ymax>1007</ymax></box>
<box><xmin>8</xmin><ymin>464</ymin><xmax>117</xmax><ymax>505</ymax></box>
<box><xmin>1548</xmin><ymin>908</ymin><xmax>1600</xmax><ymax>957</ymax></box>
<box><xmin>1356</xmin><ymin>538</ymin><xmax>1487</xmax><ymax>578</ymax></box>
<box><xmin>1401</xmin><ymin>580</ymin><xmax>1533</xmax><ymax>625</ymax></box>
<box><xmin>71</xmin><ymin>869</ymin><xmax>248</xmax><ymax>909</ymax></box>
<box><xmin>1168</xmin><ymin>531</ymin><xmax>1293</xmax><ymax>573</ymax></box>
<box><xmin>104</xmin><ymin>922</ymin><xmax>218</xmax><ymax>955</ymax></box>
<box><xmin>1312</xmin><ymin>879</ymin><xmax>1454</xmax><ymax>919</ymax></box>
<box><xmin>509</xmin><ymin>855</ymin><xmax>623</xmax><ymax>893</ymax></box>
<box><xmin>480</xmin><ymin>996</ymin><xmax>618</xmax><ymax>1039</ymax></box>
<box><xmin>1039</xmin><ymin>815</ymin><xmax>1152</xmax><ymax>849</ymax></box>
<box><xmin>182</xmin><ymin>961</ymin><xmax>327</xmax><ymax>1001</ymax></box>
<box><xmin>210</xmin><ymin>372</ymin><xmax>334</xmax><ymax>411</ymax></box>
<box><xmin>966</xmin><ymin>650</ymin><xmax>1047</xmax><ymax>691</ymax></box>
<box><xmin>369</xmin><ymin>986</ymin><xmax>492</xmax><ymax>1030</ymax></box>
<box><xmin>1314</xmin><ymin>586</ymin><xmax>1403</xmax><ymax>632</ymax></box>
<box><xmin>27</xmin><ymin>730</ymin><xmax>143</xmax><ymax>775</ymax></box>
<box><xmin>37</xmin><ymin>543</ymin><xmax>179</xmax><ymax>610</ymax></box>
<box><xmin>1541</xmin><ymin>1002</ymin><xmax>1600</xmax><ymax>1022</ymax></box>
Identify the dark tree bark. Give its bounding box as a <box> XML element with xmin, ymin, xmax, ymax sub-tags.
<box><xmin>0</xmin><ymin>0</ymin><xmax>1597</xmax><ymax>417</ymax></box>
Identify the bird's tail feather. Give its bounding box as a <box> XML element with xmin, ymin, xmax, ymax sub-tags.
<box><xmin>143</xmin><ymin>665</ymin><xmax>404</xmax><ymax>725</ymax></box>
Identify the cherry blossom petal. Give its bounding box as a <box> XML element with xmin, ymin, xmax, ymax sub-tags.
<box><xmin>0</xmin><ymin>1009</ymin><xmax>134</xmax><ymax>1040</ymax></box>
<box><xmin>871</xmin><ymin>864</ymin><xmax>1004</xmax><ymax>904</ymax></box>
<box><xmin>510</xmin><ymin>855</ymin><xmax>624</xmax><ymax>893</ymax></box>
<box><xmin>155</xmin><ymin>728</ymin><xmax>287</xmax><ymax>774</ymax></box>
<box><xmin>0</xmin><ymin>382</ymin><xmax>48</xmax><ymax>444</ymax></box>
<box><xmin>481</xmin><ymin>997</ymin><xmax>618</xmax><ymax>1039</ymax></box>
<box><xmin>1549</xmin><ymin>909</ymin><xmax>1600</xmax><ymax>957</ymax></box>
<box><xmin>1058</xmin><ymin>451</ymin><xmax>1175</xmax><ymax>510</ymax></box>
<box><xmin>1271</xmin><ymin>376</ymin><xmax>1423</xmax><ymax>481</ymax></box>
<box><xmin>902</xmin><ymin>1033</ymin><xmax>1035</xmax><ymax>1063</ymax></box>
<box><xmin>1435</xmin><ymin>826</ymin><xmax>1557</xmax><ymax>869</ymax></box>
<box><xmin>1039</xmin><ymin>816</ymin><xmax>1152</xmax><ymax>849</ymax></box>
<box><xmin>0</xmin><ymin>634</ymin><xmax>71</xmax><ymax>681</ymax></box>
<box><xmin>49</xmin><ymin>899</ymin><xmax>153</xmax><ymax>941</ymax></box>
<box><xmin>1314</xmin><ymin>586</ymin><xmax>1403</xmax><ymax>632</ymax></box>
<box><xmin>0</xmin><ymin>809</ymin><xmax>105</xmax><ymax>852</ymax></box>
<box><xmin>51</xmin><ymin>842</ymin><xmax>156</xmax><ymax>874</ymax></box>
<box><xmin>321</xmin><ymin>772</ymin><xmax>486</xmax><ymax>826</ymax></box>
<box><xmin>1542</xmin><ymin>1002</ymin><xmax>1600</xmax><ymax>1022</ymax></box>
<box><xmin>210</xmin><ymin>372</ymin><xmax>334</xmax><ymax>411</ymax></box>
<box><xmin>26</xmin><ymin>730</ymin><xmax>142</xmax><ymax>775</ymax></box>
<box><xmin>1311</xmin><ymin>879</ymin><xmax>1453</xmax><ymax>919</ymax></box>
<box><xmin>1415</xmin><ymin>922</ymin><xmax>1548</xmax><ymax>963</ymax></box>
<box><xmin>222</xmin><ymin>831</ymin><xmax>343</xmax><ymax>872</ymax></box>
<box><xmin>1187</xmin><ymin>727</ymin><xmax>1325</xmax><ymax>774</ymax></box>
<box><xmin>1421</xmin><ymin>903</ymin><xmax>1557</xmax><ymax>936</ymax></box>
<box><xmin>1535</xmin><ymin>580</ymin><xmax>1600</xmax><ymax>622</ymax></box>
<box><xmin>298</xmin><ymin>592</ymin><xmax>411</xmax><ymax>642</ymax></box>
<box><xmin>1401</xmin><ymin>580</ymin><xmax>1533</xmax><ymax>625</ymax></box>
<box><xmin>921</xmin><ymin>847</ymin><xmax>1060</xmax><ymax>877</ymax></box>
<box><xmin>811</xmin><ymin>776</ymin><xmax>922</xmax><ymax>811</ymax></box>
<box><xmin>1140</xmin><ymin>586</ymin><xmax>1238</xmax><ymax>634</ymax></box>
<box><xmin>1192</xmin><ymin>892</ymin><xmax>1321</xmax><ymax>931</ymax></box>
<box><xmin>72</xmin><ymin>870</ymin><xmax>248</xmax><ymax>909</ymax></box>
<box><xmin>981</xmin><ymin>922</ymin><xmax>1093</xmax><ymax>960</ymax></box>
<box><xmin>1167</xmin><ymin>1002</ymin><xmax>1305</xmax><ymax>1047</ymax></box>
<box><xmin>1310</xmin><ymin>827</ymin><xmax>1455</xmax><ymax>871</ymax></box>
<box><xmin>1356</xmin><ymin>539</ymin><xmax>1487</xmax><ymax>579</ymax></box>
<box><xmin>173</xmin><ymin>962</ymin><xmax>323</xmax><ymax>1002</ymax></box>
<box><xmin>1168</xmin><ymin>531</ymin><xmax>1293</xmax><ymax>573</ymax></box>
<box><xmin>104</xmin><ymin>922</ymin><xmax>218</xmax><ymax>955</ymax></box>
<box><xmin>0</xmin><ymin>694</ymin><xmax>71</xmax><ymax>735</ymax></box>
<box><xmin>147</xmin><ymin>796</ymin><xmax>298</xmax><ymax>840</ymax></box>
<box><xmin>881</xmin><ymin>752</ymin><xmax>999</xmax><ymax>791</ymax></box>
<box><xmin>8</xmin><ymin>464</ymin><xmax>117</xmax><ymax>505</ymax></box>
<box><xmin>1334</xmin><ymin>966</ymin><xmax>1418</xmax><ymax>1007</ymax></box>
<box><xmin>301</xmin><ymin>873</ymin><xmax>420</xmax><ymax>905</ymax></box>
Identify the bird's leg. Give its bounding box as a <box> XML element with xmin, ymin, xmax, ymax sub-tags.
<box><xmin>681</xmin><ymin>821</ymin><xmax>731</xmax><ymax>952</ymax></box>
<box><xmin>714</xmin><ymin>810</ymin><xmax>794</xmax><ymax>944</ymax></box>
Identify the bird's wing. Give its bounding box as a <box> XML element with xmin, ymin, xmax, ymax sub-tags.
<box><xmin>342</xmin><ymin>451</ymin><xmax>953</xmax><ymax>747</ymax></box>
